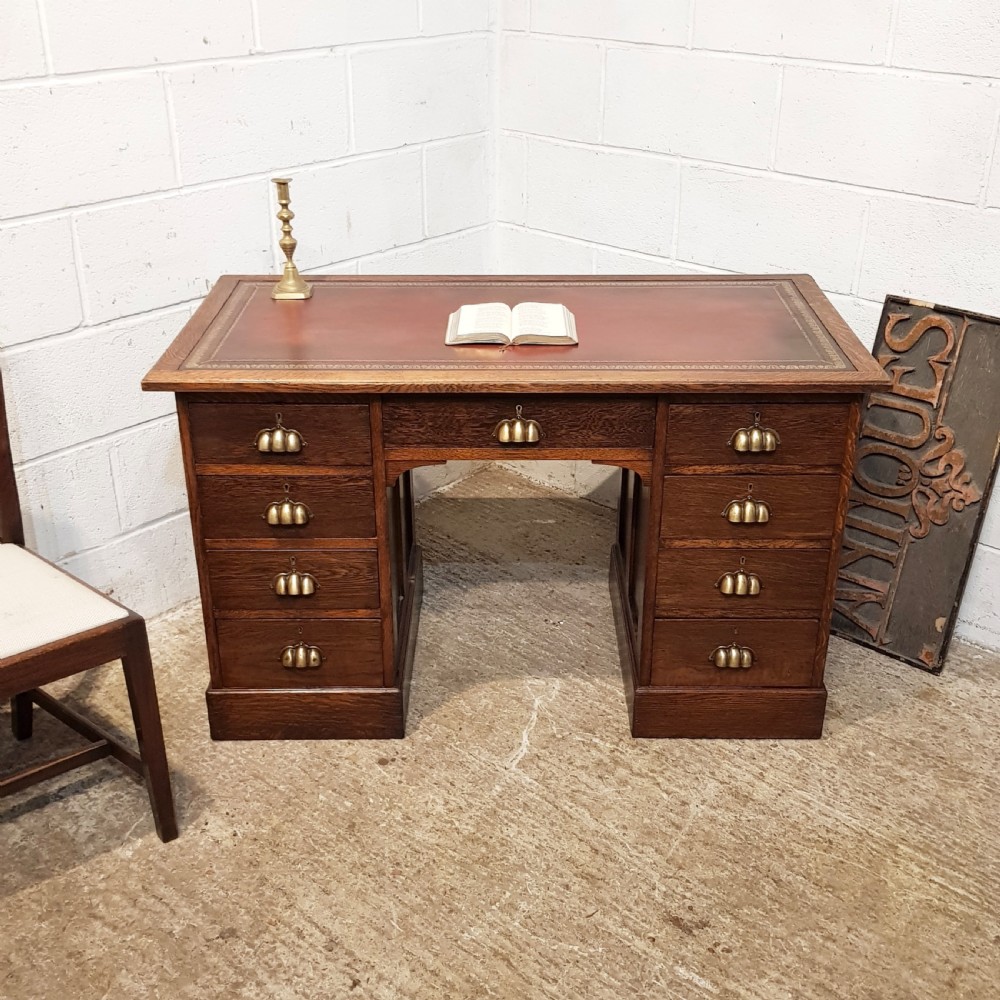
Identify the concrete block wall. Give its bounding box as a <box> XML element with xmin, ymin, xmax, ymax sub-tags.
<box><xmin>0</xmin><ymin>1</ymin><xmax>492</xmax><ymax>616</ymax></box>
<box><xmin>495</xmin><ymin>0</ymin><xmax>1000</xmax><ymax>650</ymax></box>
<box><xmin>2</xmin><ymin>1</ymin><xmax>998</xmax><ymax>650</ymax></box>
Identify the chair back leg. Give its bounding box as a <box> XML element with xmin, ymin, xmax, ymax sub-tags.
<box><xmin>121</xmin><ymin>620</ymin><xmax>178</xmax><ymax>843</ymax></box>
<box><xmin>10</xmin><ymin>692</ymin><xmax>34</xmax><ymax>740</ymax></box>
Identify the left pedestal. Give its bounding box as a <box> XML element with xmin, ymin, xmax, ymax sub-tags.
<box><xmin>177</xmin><ymin>395</ymin><xmax>418</xmax><ymax>740</ymax></box>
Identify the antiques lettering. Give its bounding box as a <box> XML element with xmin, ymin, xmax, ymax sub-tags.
<box><xmin>835</xmin><ymin>310</ymin><xmax>982</xmax><ymax>643</ymax></box>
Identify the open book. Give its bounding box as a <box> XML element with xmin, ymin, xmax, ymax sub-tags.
<box><xmin>445</xmin><ymin>302</ymin><xmax>578</xmax><ymax>347</ymax></box>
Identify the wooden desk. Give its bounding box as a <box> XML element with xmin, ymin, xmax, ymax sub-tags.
<box><xmin>144</xmin><ymin>275</ymin><xmax>887</xmax><ymax>740</ymax></box>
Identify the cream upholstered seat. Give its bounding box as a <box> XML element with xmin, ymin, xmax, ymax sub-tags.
<box><xmin>0</xmin><ymin>544</ymin><xmax>129</xmax><ymax>660</ymax></box>
<box><xmin>1</xmin><ymin>366</ymin><xmax>177</xmax><ymax>842</ymax></box>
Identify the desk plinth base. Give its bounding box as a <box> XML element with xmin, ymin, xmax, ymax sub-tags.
<box><xmin>206</xmin><ymin>548</ymin><xmax>423</xmax><ymax>741</ymax></box>
<box><xmin>207</xmin><ymin>687</ymin><xmax>406</xmax><ymax>740</ymax></box>
<box><xmin>609</xmin><ymin>545</ymin><xmax>826</xmax><ymax>740</ymax></box>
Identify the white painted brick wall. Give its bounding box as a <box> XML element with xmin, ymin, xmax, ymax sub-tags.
<box><xmin>0</xmin><ymin>0</ymin><xmax>47</xmax><ymax>79</ymax></box>
<box><xmin>425</xmin><ymin>136</ymin><xmax>491</xmax><ymax>237</ymax></box>
<box><xmin>676</xmin><ymin>167</ymin><xmax>868</xmax><ymax>293</ymax></box>
<box><xmin>496</xmin><ymin>1</ymin><xmax>1000</xmax><ymax>651</ymax></box>
<box><xmin>0</xmin><ymin>2</ymin><xmax>494</xmax><ymax>620</ymax></box>
<box><xmin>525</xmin><ymin>140</ymin><xmax>679</xmax><ymax>256</ymax></box>
<box><xmin>42</xmin><ymin>1</ymin><xmax>254</xmax><ymax>72</ymax></box>
<box><xmin>1</xmin><ymin>76</ymin><xmax>176</xmax><ymax>217</ymax></box>
<box><xmin>350</xmin><ymin>37</ymin><xmax>490</xmax><ymax>152</ymax></box>
<box><xmin>531</xmin><ymin>2</ymin><xmax>687</xmax><ymax>46</ymax></box>
<box><xmin>775</xmin><ymin>67</ymin><xmax>998</xmax><ymax>201</ymax></box>
<box><xmin>255</xmin><ymin>1</ymin><xmax>419</xmax><ymax>52</ymax></box>
<box><xmin>3</xmin><ymin>1</ymin><xmax>999</xmax><ymax>653</ymax></box>
<box><xmin>500</xmin><ymin>35</ymin><xmax>603</xmax><ymax>142</ymax></box>
<box><xmin>692</xmin><ymin>1</ymin><xmax>895</xmax><ymax>63</ymax></box>
<box><xmin>168</xmin><ymin>56</ymin><xmax>350</xmax><ymax>184</ymax></box>
<box><xmin>604</xmin><ymin>49</ymin><xmax>779</xmax><ymax>168</ymax></box>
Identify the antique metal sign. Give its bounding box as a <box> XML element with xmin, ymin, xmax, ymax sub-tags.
<box><xmin>832</xmin><ymin>296</ymin><xmax>1000</xmax><ymax>672</ymax></box>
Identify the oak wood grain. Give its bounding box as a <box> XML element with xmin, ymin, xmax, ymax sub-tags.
<box><xmin>650</xmin><ymin>618</ymin><xmax>820</xmax><ymax>687</ymax></box>
<box><xmin>665</xmin><ymin>401</ymin><xmax>851</xmax><ymax>468</ymax></box>
<box><xmin>148</xmin><ymin>275</ymin><xmax>888</xmax><ymax>741</ymax></box>
<box><xmin>660</xmin><ymin>473</ymin><xmax>841</xmax><ymax>541</ymax></box>
<box><xmin>187</xmin><ymin>400</ymin><xmax>371</xmax><ymax>467</ymax></box>
<box><xmin>206</xmin><ymin>686</ymin><xmax>405</xmax><ymax>740</ymax></box>
<box><xmin>205</xmin><ymin>548</ymin><xmax>379</xmax><ymax>612</ymax></box>
<box><xmin>197</xmin><ymin>474</ymin><xmax>376</xmax><ymax>540</ymax></box>
<box><xmin>629</xmin><ymin>685</ymin><xmax>827</xmax><ymax>739</ymax></box>
<box><xmin>215</xmin><ymin>618</ymin><xmax>382</xmax><ymax>688</ymax></box>
<box><xmin>656</xmin><ymin>546</ymin><xmax>830</xmax><ymax>616</ymax></box>
<box><xmin>382</xmin><ymin>394</ymin><xmax>656</xmax><ymax>449</ymax></box>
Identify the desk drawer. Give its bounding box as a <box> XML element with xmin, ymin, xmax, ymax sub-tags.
<box><xmin>197</xmin><ymin>474</ymin><xmax>376</xmax><ymax>540</ymax></box>
<box><xmin>656</xmin><ymin>547</ymin><xmax>830</xmax><ymax>615</ymax></box>
<box><xmin>651</xmin><ymin>619</ymin><xmax>819</xmax><ymax>687</ymax></box>
<box><xmin>207</xmin><ymin>549</ymin><xmax>379</xmax><ymax>612</ymax></box>
<box><xmin>666</xmin><ymin>401</ymin><xmax>850</xmax><ymax>468</ymax></box>
<box><xmin>661</xmin><ymin>474</ymin><xmax>841</xmax><ymax>541</ymax></box>
<box><xmin>216</xmin><ymin>619</ymin><xmax>383</xmax><ymax>687</ymax></box>
<box><xmin>187</xmin><ymin>402</ymin><xmax>372</xmax><ymax>467</ymax></box>
<box><xmin>382</xmin><ymin>395</ymin><xmax>656</xmax><ymax>451</ymax></box>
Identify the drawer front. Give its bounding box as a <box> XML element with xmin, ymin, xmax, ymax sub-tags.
<box><xmin>661</xmin><ymin>474</ymin><xmax>842</xmax><ymax>541</ymax></box>
<box><xmin>197</xmin><ymin>475</ymin><xmax>376</xmax><ymax>540</ymax></box>
<box><xmin>656</xmin><ymin>547</ymin><xmax>830</xmax><ymax>615</ymax></box>
<box><xmin>216</xmin><ymin>619</ymin><xmax>382</xmax><ymax>687</ymax></box>
<box><xmin>383</xmin><ymin>395</ymin><xmax>656</xmax><ymax>450</ymax></box>
<box><xmin>666</xmin><ymin>401</ymin><xmax>850</xmax><ymax>468</ymax></box>
<box><xmin>651</xmin><ymin>619</ymin><xmax>820</xmax><ymax>687</ymax></box>
<box><xmin>188</xmin><ymin>402</ymin><xmax>372</xmax><ymax>467</ymax></box>
<box><xmin>207</xmin><ymin>549</ymin><xmax>379</xmax><ymax>612</ymax></box>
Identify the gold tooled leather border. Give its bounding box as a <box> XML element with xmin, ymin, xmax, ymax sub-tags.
<box><xmin>183</xmin><ymin>278</ymin><xmax>851</xmax><ymax>373</ymax></box>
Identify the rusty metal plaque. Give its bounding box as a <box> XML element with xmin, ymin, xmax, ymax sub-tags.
<box><xmin>832</xmin><ymin>296</ymin><xmax>1000</xmax><ymax>672</ymax></box>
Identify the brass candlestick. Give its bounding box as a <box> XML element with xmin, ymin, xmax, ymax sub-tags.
<box><xmin>271</xmin><ymin>177</ymin><xmax>312</xmax><ymax>300</ymax></box>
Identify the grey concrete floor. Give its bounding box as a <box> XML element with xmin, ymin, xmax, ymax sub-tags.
<box><xmin>2</xmin><ymin>466</ymin><xmax>998</xmax><ymax>999</ymax></box>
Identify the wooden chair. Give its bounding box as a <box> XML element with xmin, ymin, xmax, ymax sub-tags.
<box><xmin>0</xmin><ymin>368</ymin><xmax>177</xmax><ymax>842</ymax></box>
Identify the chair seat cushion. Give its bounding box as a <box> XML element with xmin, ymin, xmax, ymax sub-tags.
<box><xmin>0</xmin><ymin>544</ymin><xmax>130</xmax><ymax>660</ymax></box>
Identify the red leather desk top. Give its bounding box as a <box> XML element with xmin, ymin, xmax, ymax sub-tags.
<box><xmin>144</xmin><ymin>275</ymin><xmax>887</xmax><ymax>394</ymax></box>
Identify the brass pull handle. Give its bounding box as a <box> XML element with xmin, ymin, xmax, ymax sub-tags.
<box><xmin>255</xmin><ymin>412</ymin><xmax>305</xmax><ymax>454</ymax></box>
<box><xmin>272</xmin><ymin>557</ymin><xmax>317</xmax><ymax>597</ymax></box>
<box><xmin>281</xmin><ymin>642</ymin><xmax>323</xmax><ymax>670</ymax></box>
<box><xmin>729</xmin><ymin>411</ymin><xmax>779</xmax><ymax>454</ymax></box>
<box><xmin>493</xmin><ymin>404</ymin><xmax>541</xmax><ymax>445</ymax></box>
<box><xmin>722</xmin><ymin>484</ymin><xmax>770</xmax><ymax>524</ymax></box>
<box><xmin>263</xmin><ymin>484</ymin><xmax>312</xmax><ymax>526</ymax></box>
<box><xmin>716</xmin><ymin>557</ymin><xmax>761</xmax><ymax>596</ymax></box>
<box><xmin>710</xmin><ymin>644</ymin><xmax>755</xmax><ymax>669</ymax></box>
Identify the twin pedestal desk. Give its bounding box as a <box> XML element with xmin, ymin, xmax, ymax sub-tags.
<box><xmin>144</xmin><ymin>275</ymin><xmax>887</xmax><ymax>741</ymax></box>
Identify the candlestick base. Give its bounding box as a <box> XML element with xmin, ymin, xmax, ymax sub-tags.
<box><xmin>272</xmin><ymin>261</ymin><xmax>312</xmax><ymax>300</ymax></box>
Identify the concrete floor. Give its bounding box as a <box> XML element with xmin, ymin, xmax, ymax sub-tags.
<box><xmin>2</xmin><ymin>466</ymin><xmax>998</xmax><ymax>999</ymax></box>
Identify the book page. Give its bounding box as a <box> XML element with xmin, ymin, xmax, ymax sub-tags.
<box><xmin>453</xmin><ymin>302</ymin><xmax>512</xmax><ymax>341</ymax></box>
<box><xmin>510</xmin><ymin>302</ymin><xmax>576</xmax><ymax>343</ymax></box>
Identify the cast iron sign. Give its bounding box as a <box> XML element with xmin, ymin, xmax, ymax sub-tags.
<box><xmin>832</xmin><ymin>296</ymin><xmax>1000</xmax><ymax>672</ymax></box>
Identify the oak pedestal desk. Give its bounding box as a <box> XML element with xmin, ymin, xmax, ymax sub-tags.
<box><xmin>143</xmin><ymin>275</ymin><xmax>888</xmax><ymax>741</ymax></box>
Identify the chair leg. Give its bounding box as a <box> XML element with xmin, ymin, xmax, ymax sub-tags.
<box><xmin>121</xmin><ymin>621</ymin><xmax>178</xmax><ymax>842</ymax></box>
<box><xmin>10</xmin><ymin>692</ymin><xmax>34</xmax><ymax>740</ymax></box>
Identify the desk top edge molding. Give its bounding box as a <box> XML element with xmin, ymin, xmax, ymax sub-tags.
<box><xmin>143</xmin><ymin>273</ymin><xmax>888</xmax><ymax>395</ymax></box>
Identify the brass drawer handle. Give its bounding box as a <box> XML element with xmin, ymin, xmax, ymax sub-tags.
<box><xmin>281</xmin><ymin>641</ymin><xmax>323</xmax><ymax>670</ymax></box>
<box><xmin>729</xmin><ymin>411</ymin><xmax>779</xmax><ymax>454</ymax></box>
<box><xmin>722</xmin><ymin>485</ymin><xmax>770</xmax><ymax>524</ymax></box>
<box><xmin>710</xmin><ymin>643</ymin><xmax>755</xmax><ymax>669</ymax></box>
<box><xmin>716</xmin><ymin>557</ymin><xmax>761</xmax><ymax>596</ymax></box>
<box><xmin>263</xmin><ymin>484</ymin><xmax>312</xmax><ymax>526</ymax></box>
<box><xmin>272</xmin><ymin>557</ymin><xmax>317</xmax><ymax>597</ymax></box>
<box><xmin>493</xmin><ymin>404</ymin><xmax>541</xmax><ymax>444</ymax></box>
<box><xmin>255</xmin><ymin>412</ymin><xmax>305</xmax><ymax>454</ymax></box>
